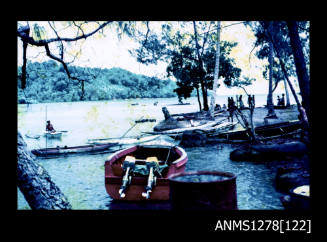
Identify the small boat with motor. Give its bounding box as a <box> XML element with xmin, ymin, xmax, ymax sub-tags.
<box><xmin>104</xmin><ymin>144</ymin><xmax>188</xmax><ymax>201</ymax></box>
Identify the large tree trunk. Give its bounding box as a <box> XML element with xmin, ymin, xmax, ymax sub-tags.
<box><xmin>17</xmin><ymin>132</ymin><xmax>72</xmax><ymax>210</ymax></box>
<box><xmin>266</xmin><ymin>22</ymin><xmax>277</xmax><ymax>118</ymax></box>
<box><xmin>193</xmin><ymin>21</ymin><xmax>209</xmax><ymax>111</ymax></box>
<box><xmin>272</xmin><ymin>45</ymin><xmax>309</xmax><ymax>145</ymax></box>
<box><xmin>287</xmin><ymin>21</ymin><xmax>310</xmax><ymax>123</ymax></box>
<box><xmin>209</xmin><ymin>21</ymin><xmax>221</xmax><ymax>118</ymax></box>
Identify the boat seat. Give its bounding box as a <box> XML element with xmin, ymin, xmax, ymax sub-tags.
<box><xmin>124</xmin><ymin>156</ymin><xmax>136</xmax><ymax>162</ymax></box>
<box><xmin>133</xmin><ymin>156</ymin><xmax>164</xmax><ymax>165</ymax></box>
<box><xmin>146</xmin><ymin>156</ymin><xmax>159</xmax><ymax>163</ymax></box>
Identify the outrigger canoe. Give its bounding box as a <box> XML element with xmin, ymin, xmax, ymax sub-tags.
<box><xmin>43</xmin><ymin>131</ymin><xmax>62</xmax><ymax>139</ymax></box>
<box><xmin>216</xmin><ymin>120</ymin><xmax>302</xmax><ymax>141</ymax></box>
<box><xmin>104</xmin><ymin>144</ymin><xmax>188</xmax><ymax>201</ymax></box>
<box><xmin>87</xmin><ymin>134</ymin><xmax>160</xmax><ymax>146</ymax></box>
<box><xmin>31</xmin><ymin>143</ymin><xmax>117</xmax><ymax>157</ymax></box>
<box><xmin>144</xmin><ymin>119</ymin><xmax>224</xmax><ymax>136</ymax></box>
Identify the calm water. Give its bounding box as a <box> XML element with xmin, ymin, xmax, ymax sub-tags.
<box><xmin>17</xmin><ymin>95</ymin><xmax>287</xmax><ymax>210</ymax></box>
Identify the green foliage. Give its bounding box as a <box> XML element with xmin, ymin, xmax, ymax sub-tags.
<box><xmin>246</xmin><ymin>21</ymin><xmax>309</xmax><ymax>82</ymax></box>
<box><xmin>17</xmin><ymin>61</ymin><xmax>177</xmax><ymax>104</ymax></box>
<box><xmin>131</xmin><ymin>22</ymin><xmax>244</xmax><ymax>104</ymax></box>
<box><xmin>166</xmin><ymin>40</ymin><xmax>242</xmax><ymax>101</ymax></box>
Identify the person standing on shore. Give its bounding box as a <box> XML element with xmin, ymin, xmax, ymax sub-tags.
<box><xmin>228</xmin><ymin>97</ymin><xmax>235</xmax><ymax>122</ymax></box>
<box><xmin>277</xmin><ymin>95</ymin><xmax>281</xmax><ymax>106</ymax></box>
<box><xmin>239</xmin><ymin>95</ymin><xmax>244</xmax><ymax>109</ymax></box>
<box><xmin>281</xmin><ymin>94</ymin><xmax>285</xmax><ymax>106</ymax></box>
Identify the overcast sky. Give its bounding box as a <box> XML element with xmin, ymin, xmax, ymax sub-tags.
<box><xmin>17</xmin><ymin>21</ymin><xmax>296</xmax><ymax>95</ymax></box>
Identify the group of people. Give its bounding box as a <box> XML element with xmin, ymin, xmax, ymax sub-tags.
<box><xmin>277</xmin><ymin>94</ymin><xmax>286</xmax><ymax>106</ymax></box>
<box><xmin>226</xmin><ymin>95</ymin><xmax>256</xmax><ymax>122</ymax></box>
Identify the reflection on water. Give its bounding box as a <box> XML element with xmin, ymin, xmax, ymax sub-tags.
<box><xmin>17</xmin><ymin>97</ymin><xmax>284</xmax><ymax>210</ymax></box>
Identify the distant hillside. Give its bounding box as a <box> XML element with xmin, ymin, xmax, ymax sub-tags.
<box><xmin>17</xmin><ymin>60</ymin><xmax>177</xmax><ymax>104</ymax></box>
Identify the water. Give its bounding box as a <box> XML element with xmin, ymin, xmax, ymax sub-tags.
<box><xmin>17</xmin><ymin>96</ymin><xmax>287</xmax><ymax>210</ymax></box>
<box><xmin>170</xmin><ymin>174</ymin><xmax>232</xmax><ymax>182</ymax></box>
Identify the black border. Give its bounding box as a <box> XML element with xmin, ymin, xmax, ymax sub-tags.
<box><xmin>12</xmin><ymin>7</ymin><xmax>318</xmax><ymax>239</ymax></box>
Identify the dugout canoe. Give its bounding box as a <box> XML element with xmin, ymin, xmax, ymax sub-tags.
<box><xmin>31</xmin><ymin>143</ymin><xmax>117</xmax><ymax>157</ymax></box>
<box><xmin>104</xmin><ymin>144</ymin><xmax>188</xmax><ymax>201</ymax></box>
<box><xmin>217</xmin><ymin>120</ymin><xmax>301</xmax><ymax>141</ymax></box>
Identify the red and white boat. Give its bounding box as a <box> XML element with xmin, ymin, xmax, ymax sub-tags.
<box><xmin>104</xmin><ymin>144</ymin><xmax>188</xmax><ymax>201</ymax></box>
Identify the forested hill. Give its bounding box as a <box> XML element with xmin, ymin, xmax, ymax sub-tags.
<box><xmin>17</xmin><ymin>60</ymin><xmax>177</xmax><ymax>104</ymax></box>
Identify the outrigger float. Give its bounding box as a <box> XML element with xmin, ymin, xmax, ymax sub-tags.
<box><xmin>104</xmin><ymin>144</ymin><xmax>188</xmax><ymax>201</ymax></box>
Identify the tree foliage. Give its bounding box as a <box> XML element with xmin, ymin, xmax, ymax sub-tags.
<box><xmin>130</xmin><ymin>21</ymin><xmax>244</xmax><ymax>109</ymax></box>
<box><xmin>246</xmin><ymin>21</ymin><xmax>309</xmax><ymax>90</ymax></box>
<box><xmin>17</xmin><ymin>61</ymin><xmax>177</xmax><ymax>104</ymax></box>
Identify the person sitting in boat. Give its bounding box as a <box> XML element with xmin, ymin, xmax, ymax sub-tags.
<box><xmin>46</xmin><ymin>120</ymin><xmax>56</xmax><ymax>133</ymax></box>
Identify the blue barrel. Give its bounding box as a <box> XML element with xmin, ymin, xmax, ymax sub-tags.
<box><xmin>168</xmin><ymin>170</ymin><xmax>237</xmax><ymax>210</ymax></box>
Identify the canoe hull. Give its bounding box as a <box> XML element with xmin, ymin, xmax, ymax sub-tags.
<box><xmin>87</xmin><ymin>135</ymin><xmax>160</xmax><ymax>145</ymax></box>
<box><xmin>44</xmin><ymin>131</ymin><xmax>62</xmax><ymax>139</ymax></box>
<box><xmin>104</xmin><ymin>145</ymin><xmax>188</xmax><ymax>201</ymax></box>
<box><xmin>31</xmin><ymin>144</ymin><xmax>115</xmax><ymax>157</ymax></box>
<box><xmin>217</xmin><ymin>120</ymin><xmax>301</xmax><ymax>140</ymax></box>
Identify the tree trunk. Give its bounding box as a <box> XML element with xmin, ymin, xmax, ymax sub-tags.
<box><xmin>17</xmin><ymin>132</ymin><xmax>72</xmax><ymax>210</ymax></box>
<box><xmin>266</xmin><ymin>23</ymin><xmax>277</xmax><ymax>119</ymax></box>
<box><xmin>287</xmin><ymin>21</ymin><xmax>310</xmax><ymax>123</ymax></box>
<box><xmin>193</xmin><ymin>21</ymin><xmax>209</xmax><ymax>111</ymax></box>
<box><xmin>196</xmin><ymin>86</ymin><xmax>202</xmax><ymax>111</ymax></box>
<box><xmin>209</xmin><ymin>21</ymin><xmax>221</xmax><ymax>118</ymax></box>
<box><xmin>283</xmin><ymin>78</ymin><xmax>291</xmax><ymax>107</ymax></box>
<box><xmin>272</xmin><ymin>45</ymin><xmax>309</xmax><ymax>144</ymax></box>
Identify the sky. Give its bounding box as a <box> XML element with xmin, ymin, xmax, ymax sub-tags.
<box><xmin>17</xmin><ymin>21</ymin><xmax>298</xmax><ymax>95</ymax></box>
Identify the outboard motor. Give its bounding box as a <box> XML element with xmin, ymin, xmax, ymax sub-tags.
<box><xmin>142</xmin><ymin>157</ymin><xmax>161</xmax><ymax>199</ymax></box>
<box><xmin>119</xmin><ymin>156</ymin><xmax>136</xmax><ymax>198</ymax></box>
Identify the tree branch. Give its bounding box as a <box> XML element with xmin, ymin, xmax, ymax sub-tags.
<box><xmin>17</xmin><ymin>21</ymin><xmax>112</xmax><ymax>46</ymax></box>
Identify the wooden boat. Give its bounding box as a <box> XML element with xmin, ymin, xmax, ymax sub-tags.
<box><xmin>264</xmin><ymin>105</ymin><xmax>290</xmax><ymax>110</ymax></box>
<box><xmin>144</xmin><ymin>119</ymin><xmax>223</xmax><ymax>136</ymax></box>
<box><xmin>25</xmin><ymin>134</ymin><xmax>41</xmax><ymax>139</ymax></box>
<box><xmin>31</xmin><ymin>143</ymin><xmax>117</xmax><ymax>157</ymax></box>
<box><xmin>87</xmin><ymin>134</ymin><xmax>160</xmax><ymax>146</ymax></box>
<box><xmin>43</xmin><ymin>131</ymin><xmax>62</xmax><ymax>139</ymax></box>
<box><xmin>104</xmin><ymin>144</ymin><xmax>188</xmax><ymax>201</ymax></box>
<box><xmin>217</xmin><ymin>120</ymin><xmax>301</xmax><ymax>141</ymax></box>
<box><xmin>167</xmin><ymin>102</ymin><xmax>191</xmax><ymax>106</ymax></box>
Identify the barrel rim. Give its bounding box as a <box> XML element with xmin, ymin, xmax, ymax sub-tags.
<box><xmin>168</xmin><ymin>170</ymin><xmax>236</xmax><ymax>184</ymax></box>
<box><xmin>289</xmin><ymin>184</ymin><xmax>310</xmax><ymax>199</ymax></box>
